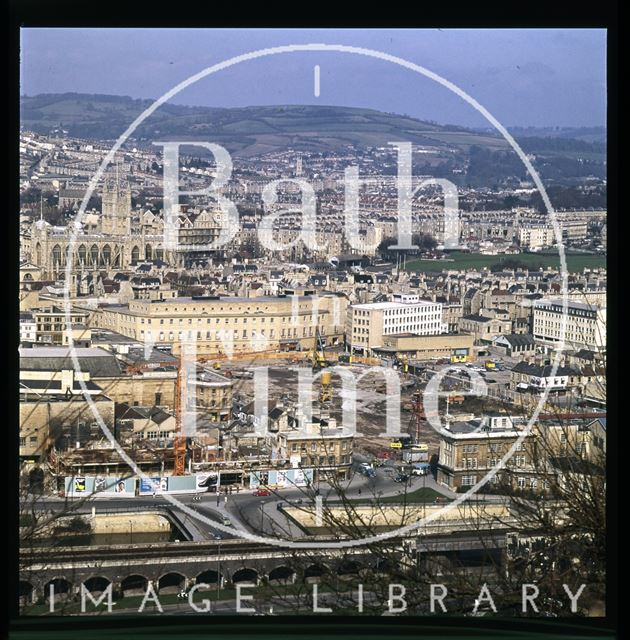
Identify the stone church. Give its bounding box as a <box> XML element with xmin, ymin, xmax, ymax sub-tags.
<box><xmin>25</xmin><ymin>174</ymin><xmax>222</xmax><ymax>279</ymax></box>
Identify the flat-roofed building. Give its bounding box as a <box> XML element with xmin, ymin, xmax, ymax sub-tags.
<box><xmin>347</xmin><ymin>294</ymin><xmax>447</xmax><ymax>354</ymax></box>
<box><xmin>375</xmin><ymin>332</ymin><xmax>474</xmax><ymax>361</ymax></box>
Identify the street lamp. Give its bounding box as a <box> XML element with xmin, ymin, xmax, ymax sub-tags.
<box><xmin>260</xmin><ymin>501</ymin><xmax>266</xmax><ymax>533</ymax></box>
<box><xmin>128</xmin><ymin>520</ymin><xmax>133</xmax><ymax>545</ymax></box>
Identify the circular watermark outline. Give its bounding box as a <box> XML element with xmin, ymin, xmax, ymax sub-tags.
<box><xmin>61</xmin><ymin>43</ymin><xmax>569</xmax><ymax>550</ymax></box>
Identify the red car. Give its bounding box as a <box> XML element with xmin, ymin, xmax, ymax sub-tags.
<box><xmin>253</xmin><ymin>488</ymin><xmax>271</xmax><ymax>497</ymax></box>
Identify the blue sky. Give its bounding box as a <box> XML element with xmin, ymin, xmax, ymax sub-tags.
<box><xmin>20</xmin><ymin>28</ymin><xmax>606</xmax><ymax>128</ymax></box>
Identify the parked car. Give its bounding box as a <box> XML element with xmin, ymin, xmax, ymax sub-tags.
<box><xmin>253</xmin><ymin>488</ymin><xmax>271</xmax><ymax>497</ymax></box>
<box><xmin>394</xmin><ymin>474</ymin><xmax>410</xmax><ymax>483</ymax></box>
<box><xmin>221</xmin><ymin>517</ymin><xmax>232</xmax><ymax>526</ymax></box>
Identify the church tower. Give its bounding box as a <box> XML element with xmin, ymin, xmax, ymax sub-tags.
<box><xmin>101</xmin><ymin>168</ymin><xmax>131</xmax><ymax>236</ymax></box>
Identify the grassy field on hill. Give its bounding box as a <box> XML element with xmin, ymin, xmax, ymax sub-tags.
<box><xmin>404</xmin><ymin>251</ymin><xmax>606</xmax><ymax>273</ymax></box>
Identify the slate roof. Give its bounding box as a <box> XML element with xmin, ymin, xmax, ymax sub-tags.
<box><xmin>19</xmin><ymin>347</ymin><xmax>123</xmax><ymax>377</ymax></box>
<box><xmin>511</xmin><ymin>361</ymin><xmax>577</xmax><ymax>377</ymax></box>
<box><xmin>497</xmin><ymin>333</ymin><xmax>535</xmax><ymax>347</ymax></box>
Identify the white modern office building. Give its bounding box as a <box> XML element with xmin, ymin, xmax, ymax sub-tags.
<box><xmin>347</xmin><ymin>294</ymin><xmax>447</xmax><ymax>353</ymax></box>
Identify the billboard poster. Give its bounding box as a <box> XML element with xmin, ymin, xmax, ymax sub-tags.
<box><xmin>94</xmin><ymin>475</ymin><xmax>107</xmax><ymax>492</ymax></box>
<box><xmin>139</xmin><ymin>477</ymin><xmax>162</xmax><ymax>495</ymax></box>
<box><xmin>249</xmin><ymin>468</ymin><xmax>314</xmax><ymax>489</ymax></box>
<box><xmin>293</xmin><ymin>468</ymin><xmax>306</xmax><ymax>487</ymax></box>
<box><xmin>114</xmin><ymin>479</ymin><xmax>127</xmax><ymax>493</ymax></box>
<box><xmin>139</xmin><ymin>477</ymin><xmax>170</xmax><ymax>495</ymax></box>
<box><xmin>196</xmin><ymin>472</ymin><xmax>218</xmax><ymax>491</ymax></box>
<box><xmin>74</xmin><ymin>477</ymin><xmax>87</xmax><ymax>493</ymax></box>
<box><xmin>98</xmin><ymin>477</ymin><xmax>136</xmax><ymax>497</ymax></box>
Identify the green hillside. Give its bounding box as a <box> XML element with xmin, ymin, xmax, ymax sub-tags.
<box><xmin>20</xmin><ymin>93</ymin><xmax>509</xmax><ymax>157</ymax></box>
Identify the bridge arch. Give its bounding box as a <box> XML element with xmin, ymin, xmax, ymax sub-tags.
<box><xmin>121</xmin><ymin>574</ymin><xmax>149</xmax><ymax>597</ymax></box>
<box><xmin>83</xmin><ymin>576</ymin><xmax>111</xmax><ymax>594</ymax></box>
<box><xmin>157</xmin><ymin>572</ymin><xmax>186</xmax><ymax>594</ymax></box>
<box><xmin>44</xmin><ymin>577</ymin><xmax>72</xmax><ymax>600</ymax></box>
<box><xmin>195</xmin><ymin>569</ymin><xmax>222</xmax><ymax>585</ymax></box>
<box><xmin>267</xmin><ymin>566</ymin><xmax>295</xmax><ymax>585</ymax></box>
<box><xmin>337</xmin><ymin>559</ymin><xmax>362</xmax><ymax>578</ymax></box>
<box><xmin>304</xmin><ymin>563</ymin><xmax>328</xmax><ymax>582</ymax></box>
<box><xmin>19</xmin><ymin>580</ymin><xmax>34</xmax><ymax>605</ymax></box>
<box><xmin>231</xmin><ymin>568</ymin><xmax>258</xmax><ymax>585</ymax></box>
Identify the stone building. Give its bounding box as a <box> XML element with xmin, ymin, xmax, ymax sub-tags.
<box><xmin>25</xmin><ymin>174</ymin><xmax>222</xmax><ymax>278</ymax></box>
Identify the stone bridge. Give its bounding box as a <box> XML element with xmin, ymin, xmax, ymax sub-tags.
<box><xmin>19</xmin><ymin>527</ymin><xmax>509</xmax><ymax>606</ymax></box>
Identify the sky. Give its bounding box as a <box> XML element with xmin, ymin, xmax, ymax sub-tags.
<box><xmin>20</xmin><ymin>28</ymin><xmax>606</xmax><ymax>128</ymax></box>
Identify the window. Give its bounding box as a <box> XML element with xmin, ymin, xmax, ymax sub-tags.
<box><xmin>461</xmin><ymin>475</ymin><xmax>477</xmax><ymax>486</ymax></box>
<box><xmin>19</xmin><ymin>437</ymin><xmax>26</xmax><ymax>447</ymax></box>
<box><xmin>155</xmin><ymin>392</ymin><xmax>162</xmax><ymax>405</ymax></box>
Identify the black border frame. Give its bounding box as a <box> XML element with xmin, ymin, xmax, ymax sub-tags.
<box><xmin>7</xmin><ymin>3</ymin><xmax>618</xmax><ymax>639</ymax></box>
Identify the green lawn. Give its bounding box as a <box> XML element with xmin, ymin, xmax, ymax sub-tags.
<box><xmin>373</xmin><ymin>486</ymin><xmax>449</xmax><ymax>505</ymax></box>
<box><xmin>404</xmin><ymin>251</ymin><xmax>606</xmax><ymax>273</ymax></box>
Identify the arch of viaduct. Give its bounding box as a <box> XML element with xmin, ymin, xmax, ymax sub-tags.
<box><xmin>19</xmin><ymin>527</ymin><xmax>509</xmax><ymax>606</ymax></box>
<box><xmin>19</xmin><ymin>545</ymin><xmax>387</xmax><ymax>605</ymax></box>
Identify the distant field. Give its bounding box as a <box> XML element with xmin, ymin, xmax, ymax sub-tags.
<box><xmin>405</xmin><ymin>251</ymin><xmax>606</xmax><ymax>273</ymax></box>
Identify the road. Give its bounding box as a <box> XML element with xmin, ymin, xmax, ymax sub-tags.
<box><xmin>23</xmin><ymin>463</ymin><xmax>473</xmax><ymax>544</ymax></box>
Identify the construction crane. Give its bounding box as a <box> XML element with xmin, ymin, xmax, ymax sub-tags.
<box><xmin>319</xmin><ymin>370</ymin><xmax>333</xmax><ymax>406</ymax></box>
<box><xmin>311</xmin><ymin>328</ymin><xmax>330</xmax><ymax>371</ymax></box>
<box><xmin>173</xmin><ymin>355</ymin><xmax>188</xmax><ymax>476</ymax></box>
<box><xmin>408</xmin><ymin>390</ymin><xmax>426</xmax><ymax>443</ymax></box>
